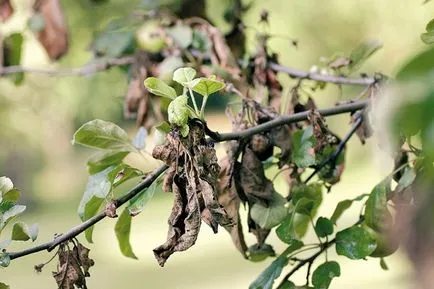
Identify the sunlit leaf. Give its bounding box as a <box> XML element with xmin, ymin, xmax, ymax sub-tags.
<box><xmin>0</xmin><ymin>177</ymin><xmax>13</xmax><ymax>195</ymax></box>
<box><xmin>335</xmin><ymin>226</ymin><xmax>377</xmax><ymax>259</ymax></box>
<box><xmin>144</xmin><ymin>77</ymin><xmax>177</xmax><ymax>99</ymax></box>
<box><xmin>115</xmin><ymin>208</ymin><xmax>137</xmax><ymax>259</ymax></box>
<box><xmin>87</xmin><ymin>151</ymin><xmax>129</xmax><ymax>175</ymax></box>
<box><xmin>73</xmin><ymin>120</ymin><xmax>136</xmax><ymax>152</ymax></box>
<box><xmin>168</xmin><ymin>95</ymin><xmax>190</xmax><ymax>126</ymax></box>
<box><xmin>172</xmin><ymin>67</ymin><xmax>197</xmax><ymax>87</ymax></box>
<box><xmin>0</xmin><ymin>205</ymin><xmax>26</xmax><ymax>232</ymax></box>
<box><xmin>192</xmin><ymin>77</ymin><xmax>225</xmax><ymax>96</ymax></box>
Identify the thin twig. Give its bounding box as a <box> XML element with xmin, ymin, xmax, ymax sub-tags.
<box><xmin>0</xmin><ymin>57</ymin><xmax>135</xmax><ymax>76</ymax></box>
<box><xmin>8</xmin><ymin>100</ymin><xmax>368</xmax><ymax>261</ymax></box>
<box><xmin>303</xmin><ymin>114</ymin><xmax>364</xmax><ymax>184</ymax></box>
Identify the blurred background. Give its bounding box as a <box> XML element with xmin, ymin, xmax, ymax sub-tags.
<box><xmin>1</xmin><ymin>0</ymin><xmax>433</xmax><ymax>288</ymax></box>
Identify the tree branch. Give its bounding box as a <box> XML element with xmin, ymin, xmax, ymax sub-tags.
<box><xmin>0</xmin><ymin>57</ymin><xmax>134</xmax><ymax>76</ymax></box>
<box><xmin>7</xmin><ymin>100</ymin><xmax>368</xmax><ymax>261</ymax></box>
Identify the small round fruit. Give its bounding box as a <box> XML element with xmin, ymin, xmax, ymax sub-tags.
<box><xmin>136</xmin><ymin>20</ymin><xmax>167</xmax><ymax>53</ymax></box>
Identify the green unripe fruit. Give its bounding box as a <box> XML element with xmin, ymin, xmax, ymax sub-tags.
<box><xmin>136</xmin><ymin>21</ymin><xmax>167</xmax><ymax>53</ymax></box>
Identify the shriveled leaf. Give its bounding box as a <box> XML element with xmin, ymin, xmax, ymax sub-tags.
<box><xmin>3</xmin><ymin>33</ymin><xmax>24</xmax><ymax>85</ymax></box>
<box><xmin>172</xmin><ymin>67</ymin><xmax>197</xmax><ymax>87</ymax></box>
<box><xmin>349</xmin><ymin>40</ymin><xmax>382</xmax><ymax>71</ymax></box>
<box><xmin>73</xmin><ymin>119</ymin><xmax>135</xmax><ymax>152</ymax></box>
<box><xmin>133</xmin><ymin>127</ymin><xmax>147</xmax><ymax>149</ymax></box>
<box><xmin>115</xmin><ymin>208</ymin><xmax>137</xmax><ymax>259</ymax></box>
<box><xmin>312</xmin><ymin>261</ymin><xmax>341</xmax><ymax>289</ymax></box>
<box><xmin>330</xmin><ymin>194</ymin><xmax>368</xmax><ymax>224</ymax></box>
<box><xmin>192</xmin><ymin>76</ymin><xmax>225</xmax><ymax>96</ymax></box>
<box><xmin>87</xmin><ymin>151</ymin><xmax>129</xmax><ymax>175</ymax></box>
<box><xmin>335</xmin><ymin>226</ymin><xmax>377</xmax><ymax>259</ymax></box>
<box><xmin>0</xmin><ymin>177</ymin><xmax>13</xmax><ymax>194</ymax></box>
<box><xmin>251</xmin><ymin>192</ymin><xmax>287</xmax><ymax>229</ymax></box>
<box><xmin>128</xmin><ymin>175</ymin><xmax>163</xmax><ymax>216</ymax></box>
<box><xmin>167</xmin><ymin>95</ymin><xmax>190</xmax><ymax>126</ymax></box>
<box><xmin>364</xmin><ymin>178</ymin><xmax>391</xmax><ymax>231</ymax></box>
<box><xmin>77</xmin><ymin>167</ymin><xmax>112</xmax><ymax>219</ymax></box>
<box><xmin>167</xmin><ymin>25</ymin><xmax>193</xmax><ymax>49</ymax></box>
<box><xmin>249</xmin><ymin>256</ymin><xmax>288</xmax><ymax>289</ymax></box>
<box><xmin>291</xmin><ymin>126</ymin><xmax>316</xmax><ymax>168</ymax></box>
<box><xmin>33</xmin><ymin>0</ymin><xmax>68</xmax><ymax>60</ymax></box>
<box><xmin>91</xmin><ymin>18</ymin><xmax>134</xmax><ymax>58</ymax></box>
<box><xmin>315</xmin><ymin>217</ymin><xmax>334</xmax><ymax>238</ymax></box>
<box><xmin>144</xmin><ymin>77</ymin><xmax>177</xmax><ymax>99</ymax></box>
<box><xmin>248</xmin><ymin>243</ymin><xmax>276</xmax><ymax>262</ymax></box>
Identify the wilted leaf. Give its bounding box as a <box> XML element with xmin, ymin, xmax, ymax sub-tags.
<box><xmin>167</xmin><ymin>95</ymin><xmax>190</xmax><ymax>126</ymax></box>
<box><xmin>0</xmin><ymin>0</ymin><xmax>14</xmax><ymax>22</ymax></box>
<box><xmin>73</xmin><ymin>119</ymin><xmax>136</xmax><ymax>152</ymax></box>
<box><xmin>87</xmin><ymin>151</ymin><xmax>129</xmax><ymax>175</ymax></box>
<box><xmin>315</xmin><ymin>217</ymin><xmax>333</xmax><ymax>238</ymax></box>
<box><xmin>3</xmin><ymin>33</ymin><xmax>24</xmax><ymax>85</ymax></box>
<box><xmin>91</xmin><ymin>18</ymin><xmax>134</xmax><ymax>58</ymax></box>
<box><xmin>349</xmin><ymin>40</ymin><xmax>382</xmax><ymax>71</ymax></box>
<box><xmin>192</xmin><ymin>76</ymin><xmax>225</xmax><ymax>96</ymax></box>
<box><xmin>115</xmin><ymin>208</ymin><xmax>137</xmax><ymax>259</ymax></box>
<box><xmin>312</xmin><ymin>261</ymin><xmax>341</xmax><ymax>289</ymax></box>
<box><xmin>144</xmin><ymin>77</ymin><xmax>177</xmax><ymax>99</ymax></box>
<box><xmin>251</xmin><ymin>192</ymin><xmax>287</xmax><ymax>229</ymax></box>
<box><xmin>133</xmin><ymin>127</ymin><xmax>147</xmax><ymax>149</ymax></box>
<box><xmin>167</xmin><ymin>25</ymin><xmax>193</xmax><ymax>49</ymax></box>
<box><xmin>335</xmin><ymin>226</ymin><xmax>377</xmax><ymax>259</ymax></box>
<box><xmin>249</xmin><ymin>256</ymin><xmax>288</xmax><ymax>289</ymax></box>
<box><xmin>33</xmin><ymin>0</ymin><xmax>68</xmax><ymax>60</ymax></box>
<box><xmin>128</xmin><ymin>175</ymin><xmax>163</xmax><ymax>216</ymax></box>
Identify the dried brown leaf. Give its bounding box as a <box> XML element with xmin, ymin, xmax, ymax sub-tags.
<box><xmin>33</xmin><ymin>0</ymin><xmax>68</xmax><ymax>60</ymax></box>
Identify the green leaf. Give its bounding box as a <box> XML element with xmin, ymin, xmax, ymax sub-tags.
<box><xmin>91</xmin><ymin>19</ymin><xmax>135</xmax><ymax>57</ymax></box>
<box><xmin>128</xmin><ymin>175</ymin><xmax>163</xmax><ymax>216</ymax></box>
<box><xmin>87</xmin><ymin>151</ymin><xmax>129</xmax><ymax>175</ymax></box>
<box><xmin>179</xmin><ymin>124</ymin><xmax>189</xmax><ymax>137</ymax></box>
<box><xmin>144</xmin><ymin>77</ymin><xmax>177</xmax><ymax>99</ymax></box>
<box><xmin>192</xmin><ymin>76</ymin><xmax>225</xmax><ymax>96</ymax></box>
<box><xmin>291</xmin><ymin>126</ymin><xmax>316</xmax><ymax>168</ymax></box>
<box><xmin>395</xmin><ymin>46</ymin><xmax>434</xmax><ymax>80</ymax></box>
<box><xmin>295</xmin><ymin>198</ymin><xmax>315</xmax><ymax>216</ymax></box>
<box><xmin>335</xmin><ymin>226</ymin><xmax>377</xmax><ymax>259</ymax></box>
<box><xmin>0</xmin><ymin>177</ymin><xmax>13</xmax><ymax>195</ymax></box>
<box><xmin>396</xmin><ymin>167</ymin><xmax>416</xmax><ymax>191</ymax></box>
<box><xmin>291</xmin><ymin>183</ymin><xmax>323</xmax><ymax>210</ymax></box>
<box><xmin>0</xmin><ymin>205</ymin><xmax>26</xmax><ymax>232</ymax></box>
<box><xmin>380</xmin><ymin>257</ymin><xmax>389</xmax><ymax>270</ymax></box>
<box><xmin>73</xmin><ymin>120</ymin><xmax>136</xmax><ymax>152</ymax></box>
<box><xmin>0</xmin><ymin>282</ymin><xmax>9</xmax><ymax>289</ymax></box>
<box><xmin>278</xmin><ymin>280</ymin><xmax>295</xmax><ymax>289</ymax></box>
<box><xmin>11</xmin><ymin>222</ymin><xmax>37</xmax><ymax>241</ymax></box>
<box><xmin>276</xmin><ymin>211</ymin><xmax>298</xmax><ymax>244</ymax></box>
<box><xmin>133</xmin><ymin>127</ymin><xmax>147</xmax><ymax>149</ymax></box>
<box><xmin>330</xmin><ymin>194</ymin><xmax>368</xmax><ymax>224</ymax></box>
<box><xmin>364</xmin><ymin>178</ymin><xmax>391</xmax><ymax>231</ymax></box>
<box><xmin>172</xmin><ymin>67</ymin><xmax>197</xmax><ymax>87</ymax></box>
<box><xmin>248</xmin><ymin>243</ymin><xmax>276</xmax><ymax>262</ymax></box>
<box><xmin>108</xmin><ymin>164</ymin><xmax>143</xmax><ymax>188</ymax></box>
<box><xmin>115</xmin><ymin>208</ymin><xmax>137</xmax><ymax>259</ymax></box>
<box><xmin>421</xmin><ymin>31</ymin><xmax>434</xmax><ymax>45</ymax></box>
<box><xmin>157</xmin><ymin>56</ymin><xmax>184</xmax><ymax>81</ymax></box>
<box><xmin>166</xmin><ymin>25</ymin><xmax>193</xmax><ymax>49</ymax></box>
<box><xmin>78</xmin><ymin>167</ymin><xmax>112</xmax><ymax>219</ymax></box>
<box><xmin>427</xmin><ymin>18</ymin><xmax>434</xmax><ymax>32</ymax></box>
<box><xmin>83</xmin><ymin>196</ymin><xmax>104</xmax><ymax>243</ymax></box>
<box><xmin>0</xmin><ymin>252</ymin><xmax>10</xmax><ymax>268</ymax></box>
<box><xmin>249</xmin><ymin>256</ymin><xmax>288</xmax><ymax>289</ymax></box>
<box><xmin>349</xmin><ymin>40</ymin><xmax>382</xmax><ymax>71</ymax></box>
<box><xmin>2</xmin><ymin>189</ymin><xmax>20</xmax><ymax>203</ymax></box>
<box><xmin>4</xmin><ymin>33</ymin><xmax>24</xmax><ymax>85</ymax></box>
<box><xmin>312</xmin><ymin>261</ymin><xmax>341</xmax><ymax>289</ymax></box>
<box><xmin>251</xmin><ymin>192</ymin><xmax>287</xmax><ymax>229</ymax></box>
<box><xmin>192</xmin><ymin>30</ymin><xmax>211</xmax><ymax>52</ymax></box>
<box><xmin>168</xmin><ymin>95</ymin><xmax>190</xmax><ymax>126</ymax></box>
<box><xmin>315</xmin><ymin>217</ymin><xmax>334</xmax><ymax>238</ymax></box>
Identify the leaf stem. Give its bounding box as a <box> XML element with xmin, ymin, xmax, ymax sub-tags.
<box><xmin>188</xmin><ymin>88</ymin><xmax>200</xmax><ymax>116</ymax></box>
